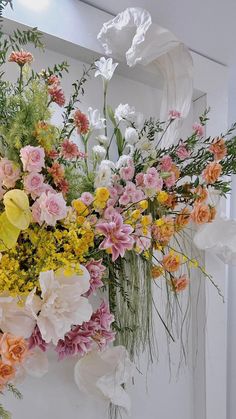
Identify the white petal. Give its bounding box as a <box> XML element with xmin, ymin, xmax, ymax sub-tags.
<box><xmin>24</xmin><ymin>348</ymin><xmax>48</xmax><ymax>378</ymax></box>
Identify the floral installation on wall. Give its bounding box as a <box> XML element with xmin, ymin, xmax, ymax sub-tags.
<box><xmin>0</xmin><ymin>1</ymin><xmax>236</xmax><ymax>418</ymax></box>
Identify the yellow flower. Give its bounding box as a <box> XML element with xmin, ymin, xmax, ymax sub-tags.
<box><xmin>95</xmin><ymin>187</ymin><xmax>110</xmax><ymax>202</ymax></box>
<box><xmin>93</xmin><ymin>199</ymin><xmax>107</xmax><ymax>210</ymax></box>
<box><xmin>131</xmin><ymin>209</ymin><xmax>141</xmax><ymax>220</ymax></box>
<box><xmin>157</xmin><ymin>191</ymin><xmax>168</xmax><ymax>204</ymax></box>
<box><xmin>155</xmin><ymin>219</ymin><xmax>164</xmax><ymax>227</ymax></box>
<box><xmin>139</xmin><ymin>200</ymin><xmax>148</xmax><ymax>210</ymax></box>
<box><xmin>141</xmin><ymin>215</ymin><xmax>152</xmax><ymax>227</ymax></box>
<box><xmin>73</xmin><ymin>200</ymin><xmax>89</xmax><ymax>216</ymax></box>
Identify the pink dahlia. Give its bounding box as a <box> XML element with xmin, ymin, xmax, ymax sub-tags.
<box><xmin>73</xmin><ymin>110</ymin><xmax>90</xmax><ymax>135</ymax></box>
<box><xmin>96</xmin><ymin>213</ymin><xmax>134</xmax><ymax>261</ymax></box>
<box><xmin>9</xmin><ymin>50</ymin><xmax>33</xmax><ymax>66</ymax></box>
<box><xmin>47</xmin><ymin>75</ymin><xmax>60</xmax><ymax>86</ymax></box>
<box><xmin>61</xmin><ymin>139</ymin><xmax>79</xmax><ymax>159</ymax></box>
<box><xmin>48</xmin><ymin>162</ymin><xmax>65</xmax><ymax>185</ymax></box>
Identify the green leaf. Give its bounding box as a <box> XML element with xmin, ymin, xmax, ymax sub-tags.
<box><xmin>115</xmin><ymin>128</ymin><xmax>124</xmax><ymax>156</ymax></box>
<box><xmin>107</xmin><ymin>105</ymin><xmax>116</xmax><ymax>126</ymax></box>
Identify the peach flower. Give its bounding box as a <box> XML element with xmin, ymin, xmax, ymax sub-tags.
<box><xmin>0</xmin><ymin>333</ymin><xmax>28</xmax><ymax>366</ymax></box>
<box><xmin>191</xmin><ymin>203</ymin><xmax>210</xmax><ymax>224</ymax></box>
<box><xmin>151</xmin><ymin>265</ymin><xmax>164</xmax><ymax>279</ymax></box>
<box><xmin>175</xmin><ymin>207</ymin><xmax>191</xmax><ymax>230</ymax></box>
<box><xmin>172</xmin><ymin>275</ymin><xmax>189</xmax><ymax>292</ymax></box>
<box><xmin>202</xmin><ymin>162</ymin><xmax>222</xmax><ymax>184</ymax></box>
<box><xmin>208</xmin><ymin>206</ymin><xmax>217</xmax><ymax>222</ymax></box>
<box><xmin>194</xmin><ymin>185</ymin><xmax>208</xmax><ymax>203</ymax></box>
<box><xmin>9</xmin><ymin>50</ymin><xmax>33</xmax><ymax>66</ymax></box>
<box><xmin>0</xmin><ymin>361</ymin><xmax>15</xmax><ymax>387</ymax></box>
<box><xmin>209</xmin><ymin>138</ymin><xmax>227</xmax><ymax>161</ymax></box>
<box><xmin>162</xmin><ymin>253</ymin><xmax>181</xmax><ymax>272</ymax></box>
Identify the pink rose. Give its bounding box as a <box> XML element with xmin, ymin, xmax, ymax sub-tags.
<box><xmin>33</xmin><ymin>192</ymin><xmax>67</xmax><ymax>226</ymax></box>
<box><xmin>0</xmin><ymin>158</ymin><xmax>20</xmax><ymax>188</ymax></box>
<box><xmin>169</xmin><ymin>110</ymin><xmax>181</xmax><ymax>119</ymax></box>
<box><xmin>119</xmin><ymin>193</ymin><xmax>131</xmax><ymax>206</ymax></box>
<box><xmin>20</xmin><ymin>146</ymin><xmax>45</xmax><ymax>172</ymax></box>
<box><xmin>24</xmin><ymin>172</ymin><xmax>44</xmax><ymax>199</ymax></box>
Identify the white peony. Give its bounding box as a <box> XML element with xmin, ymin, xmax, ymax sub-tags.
<box><xmin>74</xmin><ymin>346</ymin><xmax>133</xmax><ymax>414</ymax></box>
<box><xmin>88</xmin><ymin>107</ymin><xmax>106</xmax><ymax>130</ymax></box>
<box><xmin>124</xmin><ymin>127</ymin><xmax>139</xmax><ymax>145</ymax></box>
<box><xmin>94</xmin><ymin>57</ymin><xmax>118</xmax><ymax>81</ymax></box>
<box><xmin>0</xmin><ymin>296</ymin><xmax>36</xmax><ymax>338</ymax></box>
<box><xmin>92</xmin><ymin>145</ymin><xmax>107</xmax><ymax>160</ymax></box>
<box><xmin>26</xmin><ymin>267</ymin><xmax>92</xmax><ymax>345</ymax></box>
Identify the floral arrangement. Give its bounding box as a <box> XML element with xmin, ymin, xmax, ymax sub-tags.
<box><xmin>0</xmin><ymin>2</ymin><xmax>236</xmax><ymax>418</ymax></box>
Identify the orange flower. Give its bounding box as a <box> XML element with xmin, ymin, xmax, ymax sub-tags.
<box><xmin>151</xmin><ymin>265</ymin><xmax>164</xmax><ymax>279</ymax></box>
<box><xmin>163</xmin><ymin>193</ymin><xmax>177</xmax><ymax>209</ymax></box>
<box><xmin>171</xmin><ymin>275</ymin><xmax>189</xmax><ymax>292</ymax></box>
<box><xmin>0</xmin><ymin>362</ymin><xmax>15</xmax><ymax>387</ymax></box>
<box><xmin>73</xmin><ymin>110</ymin><xmax>90</xmax><ymax>135</ymax></box>
<box><xmin>191</xmin><ymin>203</ymin><xmax>210</xmax><ymax>224</ymax></box>
<box><xmin>162</xmin><ymin>253</ymin><xmax>181</xmax><ymax>272</ymax></box>
<box><xmin>48</xmin><ymin>162</ymin><xmax>65</xmax><ymax>185</ymax></box>
<box><xmin>202</xmin><ymin>162</ymin><xmax>222</xmax><ymax>184</ymax></box>
<box><xmin>152</xmin><ymin>217</ymin><xmax>174</xmax><ymax>245</ymax></box>
<box><xmin>171</xmin><ymin>164</ymin><xmax>180</xmax><ymax>181</ymax></box>
<box><xmin>194</xmin><ymin>185</ymin><xmax>208</xmax><ymax>203</ymax></box>
<box><xmin>209</xmin><ymin>137</ymin><xmax>227</xmax><ymax>161</ymax></box>
<box><xmin>0</xmin><ymin>333</ymin><xmax>28</xmax><ymax>366</ymax></box>
<box><xmin>8</xmin><ymin>50</ymin><xmax>33</xmax><ymax>66</ymax></box>
<box><xmin>175</xmin><ymin>208</ymin><xmax>191</xmax><ymax>231</ymax></box>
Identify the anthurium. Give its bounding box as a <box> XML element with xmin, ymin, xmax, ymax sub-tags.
<box><xmin>0</xmin><ymin>212</ymin><xmax>20</xmax><ymax>251</ymax></box>
<box><xmin>3</xmin><ymin>189</ymin><xmax>31</xmax><ymax>230</ymax></box>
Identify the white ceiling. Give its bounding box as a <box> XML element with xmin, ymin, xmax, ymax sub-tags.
<box><xmin>81</xmin><ymin>0</ymin><xmax>235</xmax><ymax>66</ymax></box>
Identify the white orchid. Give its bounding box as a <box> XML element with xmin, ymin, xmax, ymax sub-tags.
<box><xmin>94</xmin><ymin>57</ymin><xmax>118</xmax><ymax>81</ymax></box>
<box><xmin>0</xmin><ymin>296</ymin><xmax>36</xmax><ymax>338</ymax></box>
<box><xmin>88</xmin><ymin>107</ymin><xmax>106</xmax><ymax>130</ymax></box>
<box><xmin>26</xmin><ymin>267</ymin><xmax>92</xmax><ymax>345</ymax></box>
<box><xmin>92</xmin><ymin>145</ymin><xmax>107</xmax><ymax>161</ymax></box>
<box><xmin>74</xmin><ymin>346</ymin><xmax>133</xmax><ymax>414</ymax></box>
<box><xmin>125</xmin><ymin>127</ymin><xmax>139</xmax><ymax>145</ymax></box>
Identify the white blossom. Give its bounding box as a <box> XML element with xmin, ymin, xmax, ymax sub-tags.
<box><xmin>92</xmin><ymin>145</ymin><xmax>106</xmax><ymax>160</ymax></box>
<box><xmin>96</xmin><ymin>134</ymin><xmax>109</xmax><ymax>146</ymax></box>
<box><xmin>0</xmin><ymin>296</ymin><xmax>36</xmax><ymax>338</ymax></box>
<box><xmin>124</xmin><ymin>127</ymin><xmax>139</xmax><ymax>145</ymax></box>
<box><xmin>114</xmin><ymin>103</ymin><xmax>143</xmax><ymax>127</ymax></box>
<box><xmin>94</xmin><ymin>161</ymin><xmax>113</xmax><ymax>188</ymax></box>
<box><xmin>88</xmin><ymin>107</ymin><xmax>106</xmax><ymax>130</ymax></box>
<box><xmin>94</xmin><ymin>57</ymin><xmax>118</xmax><ymax>81</ymax></box>
<box><xmin>26</xmin><ymin>267</ymin><xmax>92</xmax><ymax>345</ymax></box>
<box><xmin>74</xmin><ymin>345</ymin><xmax>133</xmax><ymax>414</ymax></box>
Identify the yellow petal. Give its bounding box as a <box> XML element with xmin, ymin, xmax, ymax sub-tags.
<box><xmin>0</xmin><ymin>212</ymin><xmax>20</xmax><ymax>251</ymax></box>
<box><xmin>4</xmin><ymin>189</ymin><xmax>31</xmax><ymax>230</ymax></box>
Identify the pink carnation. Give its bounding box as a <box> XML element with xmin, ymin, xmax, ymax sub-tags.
<box><xmin>119</xmin><ymin>192</ymin><xmax>131</xmax><ymax>206</ymax></box>
<box><xmin>131</xmin><ymin>188</ymin><xmax>145</xmax><ymax>203</ymax></box>
<box><xmin>28</xmin><ymin>325</ymin><xmax>48</xmax><ymax>352</ymax></box>
<box><xmin>164</xmin><ymin>172</ymin><xmax>176</xmax><ymax>188</ymax></box>
<box><xmin>24</xmin><ymin>172</ymin><xmax>44</xmax><ymax>199</ymax></box>
<box><xmin>33</xmin><ymin>191</ymin><xmax>67</xmax><ymax>226</ymax></box>
<box><xmin>80</xmin><ymin>192</ymin><xmax>94</xmax><ymax>206</ymax></box>
<box><xmin>85</xmin><ymin>259</ymin><xmax>106</xmax><ymax>296</ymax></box>
<box><xmin>193</xmin><ymin>123</ymin><xmax>204</xmax><ymax>137</ymax></box>
<box><xmin>96</xmin><ymin>213</ymin><xmax>134</xmax><ymax>261</ymax></box>
<box><xmin>119</xmin><ymin>165</ymin><xmax>135</xmax><ymax>181</ymax></box>
<box><xmin>169</xmin><ymin>109</ymin><xmax>181</xmax><ymax>119</ymax></box>
<box><xmin>176</xmin><ymin>144</ymin><xmax>190</xmax><ymax>160</ymax></box>
<box><xmin>0</xmin><ymin>158</ymin><xmax>20</xmax><ymax>188</ymax></box>
<box><xmin>135</xmin><ymin>172</ymin><xmax>144</xmax><ymax>187</ymax></box>
<box><xmin>160</xmin><ymin>155</ymin><xmax>173</xmax><ymax>171</ymax></box>
<box><xmin>20</xmin><ymin>146</ymin><xmax>45</xmax><ymax>172</ymax></box>
<box><xmin>47</xmin><ymin>75</ymin><xmax>60</xmax><ymax>86</ymax></box>
<box><xmin>144</xmin><ymin>167</ymin><xmax>163</xmax><ymax>191</ymax></box>
<box><xmin>61</xmin><ymin>139</ymin><xmax>80</xmax><ymax>159</ymax></box>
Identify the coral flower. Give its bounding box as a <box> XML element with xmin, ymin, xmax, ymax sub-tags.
<box><xmin>48</xmin><ymin>162</ymin><xmax>65</xmax><ymax>185</ymax></box>
<box><xmin>61</xmin><ymin>139</ymin><xmax>79</xmax><ymax>159</ymax></box>
<box><xmin>202</xmin><ymin>162</ymin><xmax>222</xmax><ymax>184</ymax></box>
<box><xmin>175</xmin><ymin>208</ymin><xmax>191</xmax><ymax>230</ymax></box>
<box><xmin>0</xmin><ymin>362</ymin><xmax>15</xmax><ymax>387</ymax></box>
<box><xmin>48</xmin><ymin>86</ymin><xmax>65</xmax><ymax>107</ymax></box>
<box><xmin>8</xmin><ymin>50</ymin><xmax>33</xmax><ymax>66</ymax></box>
<box><xmin>74</xmin><ymin>110</ymin><xmax>90</xmax><ymax>135</ymax></box>
<box><xmin>194</xmin><ymin>185</ymin><xmax>208</xmax><ymax>203</ymax></box>
<box><xmin>172</xmin><ymin>275</ymin><xmax>189</xmax><ymax>292</ymax></box>
<box><xmin>96</xmin><ymin>213</ymin><xmax>134</xmax><ymax>261</ymax></box>
<box><xmin>209</xmin><ymin>137</ymin><xmax>227</xmax><ymax>161</ymax></box>
<box><xmin>162</xmin><ymin>253</ymin><xmax>181</xmax><ymax>272</ymax></box>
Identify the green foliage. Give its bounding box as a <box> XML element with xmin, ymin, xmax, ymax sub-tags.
<box><xmin>7</xmin><ymin>384</ymin><xmax>22</xmax><ymax>400</ymax></box>
<box><xmin>0</xmin><ymin>404</ymin><xmax>11</xmax><ymax>419</ymax></box>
